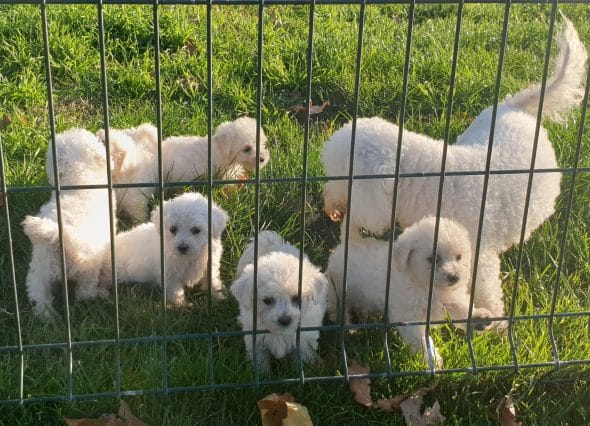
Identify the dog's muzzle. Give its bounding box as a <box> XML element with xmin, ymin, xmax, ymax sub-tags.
<box><xmin>177</xmin><ymin>243</ymin><xmax>189</xmax><ymax>254</ymax></box>
<box><xmin>277</xmin><ymin>315</ymin><xmax>292</xmax><ymax>327</ymax></box>
<box><xmin>446</xmin><ymin>273</ymin><xmax>460</xmax><ymax>285</ymax></box>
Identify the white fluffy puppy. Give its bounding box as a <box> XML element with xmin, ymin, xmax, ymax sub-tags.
<box><xmin>231</xmin><ymin>231</ymin><xmax>328</xmax><ymax>372</ymax></box>
<box><xmin>98</xmin><ymin>117</ymin><xmax>269</xmax><ymax>221</ymax></box>
<box><xmin>100</xmin><ymin>192</ymin><xmax>228</xmax><ymax>305</ymax></box>
<box><xmin>322</xmin><ymin>18</ymin><xmax>587</xmax><ymax>317</ymax></box>
<box><xmin>96</xmin><ymin>123</ymin><xmax>158</xmax><ymax>221</ymax></box>
<box><xmin>22</xmin><ymin>129</ymin><xmax>116</xmax><ymax>316</ymax></box>
<box><xmin>326</xmin><ymin>217</ymin><xmax>493</xmax><ymax>367</ymax></box>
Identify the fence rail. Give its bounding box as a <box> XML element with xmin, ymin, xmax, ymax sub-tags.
<box><xmin>0</xmin><ymin>0</ymin><xmax>588</xmax><ymax>413</ymax></box>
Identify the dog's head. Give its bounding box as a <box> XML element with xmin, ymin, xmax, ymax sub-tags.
<box><xmin>151</xmin><ymin>192</ymin><xmax>229</xmax><ymax>257</ymax></box>
<box><xmin>393</xmin><ymin>216</ymin><xmax>472</xmax><ymax>289</ymax></box>
<box><xmin>231</xmin><ymin>252</ymin><xmax>327</xmax><ymax>334</ymax></box>
<box><xmin>46</xmin><ymin>128</ymin><xmax>111</xmax><ymax>186</ymax></box>
<box><xmin>213</xmin><ymin>116</ymin><xmax>269</xmax><ymax>172</ymax></box>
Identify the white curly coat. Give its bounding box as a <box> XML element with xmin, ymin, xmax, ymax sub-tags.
<box><xmin>98</xmin><ymin>116</ymin><xmax>269</xmax><ymax>221</ymax></box>
<box><xmin>231</xmin><ymin>231</ymin><xmax>328</xmax><ymax>372</ymax></box>
<box><xmin>326</xmin><ymin>217</ymin><xmax>494</xmax><ymax>368</ymax></box>
<box><xmin>100</xmin><ymin>192</ymin><xmax>228</xmax><ymax>305</ymax></box>
<box><xmin>322</xmin><ymin>18</ymin><xmax>587</xmax><ymax>319</ymax></box>
<box><xmin>22</xmin><ymin>129</ymin><xmax>116</xmax><ymax>316</ymax></box>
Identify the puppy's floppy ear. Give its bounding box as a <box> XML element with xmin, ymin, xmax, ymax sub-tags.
<box><xmin>308</xmin><ymin>271</ymin><xmax>329</xmax><ymax>305</ymax></box>
<box><xmin>150</xmin><ymin>202</ymin><xmax>166</xmax><ymax>234</ymax></box>
<box><xmin>210</xmin><ymin>204</ymin><xmax>229</xmax><ymax>239</ymax></box>
<box><xmin>230</xmin><ymin>270</ymin><xmax>253</xmax><ymax>310</ymax></box>
<box><xmin>211</xmin><ymin>121</ymin><xmax>236</xmax><ymax>159</ymax></box>
<box><xmin>393</xmin><ymin>240</ymin><xmax>413</xmax><ymax>272</ymax></box>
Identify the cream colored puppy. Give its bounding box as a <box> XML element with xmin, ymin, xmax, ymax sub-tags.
<box><xmin>231</xmin><ymin>231</ymin><xmax>328</xmax><ymax>372</ymax></box>
<box><xmin>327</xmin><ymin>217</ymin><xmax>494</xmax><ymax>367</ymax></box>
<box><xmin>97</xmin><ymin>117</ymin><xmax>269</xmax><ymax>221</ymax></box>
<box><xmin>23</xmin><ymin>128</ymin><xmax>116</xmax><ymax>317</ymax></box>
<box><xmin>101</xmin><ymin>192</ymin><xmax>228</xmax><ymax>304</ymax></box>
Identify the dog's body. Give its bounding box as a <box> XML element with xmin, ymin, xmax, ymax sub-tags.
<box><xmin>100</xmin><ymin>192</ymin><xmax>228</xmax><ymax>304</ymax></box>
<box><xmin>23</xmin><ymin>129</ymin><xmax>116</xmax><ymax>316</ymax></box>
<box><xmin>322</xmin><ymin>19</ymin><xmax>586</xmax><ymax>317</ymax></box>
<box><xmin>231</xmin><ymin>231</ymin><xmax>328</xmax><ymax>372</ymax></box>
<box><xmin>98</xmin><ymin>117</ymin><xmax>269</xmax><ymax>221</ymax></box>
<box><xmin>327</xmin><ymin>217</ymin><xmax>493</xmax><ymax>367</ymax></box>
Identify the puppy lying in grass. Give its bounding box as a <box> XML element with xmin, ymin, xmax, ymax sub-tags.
<box><xmin>98</xmin><ymin>117</ymin><xmax>269</xmax><ymax>221</ymax></box>
<box><xmin>100</xmin><ymin>192</ymin><xmax>228</xmax><ymax>305</ymax></box>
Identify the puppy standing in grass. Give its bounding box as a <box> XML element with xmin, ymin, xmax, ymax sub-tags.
<box><xmin>327</xmin><ymin>217</ymin><xmax>493</xmax><ymax>368</ymax></box>
<box><xmin>231</xmin><ymin>231</ymin><xmax>328</xmax><ymax>372</ymax></box>
<box><xmin>97</xmin><ymin>117</ymin><xmax>270</xmax><ymax>221</ymax></box>
<box><xmin>322</xmin><ymin>18</ymin><xmax>587</xmax><ymax>319</ymax></box>
<box><xmin>100</xmin><ymin>192</ymin><xmax>228</xmax><ymax>305</ymax></box>
<box><xmin>22</xmin><ymin>129</ymin><xmax>116</xmax><ymax>316</ymax></box>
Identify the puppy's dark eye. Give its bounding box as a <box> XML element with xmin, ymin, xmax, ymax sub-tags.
<box><xmin>243</xmin><ymin>146</ymin><xmax>252</xmax><ymax>154</ymax></box>
<box><xmin>169</xmin><ymin>225</ymin><xmax>177</xmax><ymax>235</ymax></box>
<box><xmin>191</xmin><ymin>227</ymin><xmax>201</xmax><ymax>235</ymax></box>
<box><xmin>455</xmin><ymin>254</ymin><xmax>462</xmax><ymax>261</ymax></box>
<box><xmin>291</xmin><ymin>295</ymin><xmax>300</xmax><ymax>306</ymax></box>
<box><xmin>262</xmin><ymin>297</ymin><xmax>275</xmax><ymax>305</ymax></box>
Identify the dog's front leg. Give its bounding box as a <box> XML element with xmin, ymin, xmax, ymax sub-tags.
<box><xmin>396</xmin><ymin>323</ymin><xmax>443</xmax><ymax>369</ymax></box>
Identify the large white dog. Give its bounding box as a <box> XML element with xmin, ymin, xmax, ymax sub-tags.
<box><xmin>100</xmin><ymin>192</ymin><xmax>228</xmax><ymax>305</ymax></box>
<box><xmin>322</xmin><ymin>18</ymin><xmax>587</xmax><ymax>317</ymax></box>
<box><xmin>22</xmin><ymin>129</ymin><xmax>116</xmax><ymax>316</ymax></box>
<box><xmin>98</xmin><ymin>117</ymin><xmax>269</xmax><ymax>221</ymax></box>
<box><xmin>326</xmin><ymin>217</ymin><xmax>493</xmax><ymax>367</ymax></box>
<box><xmin>231</xmin><ymin>231</ymin><xmax>328</xmax><ymax>372</ymax></box>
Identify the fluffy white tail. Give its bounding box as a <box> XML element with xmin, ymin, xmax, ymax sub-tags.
<box><xmin>505</xmin><ymin>16</ymin><xmax>587</xmax><ymax>122</ymax></box>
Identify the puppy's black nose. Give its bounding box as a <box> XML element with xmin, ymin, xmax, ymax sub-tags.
<box><xmin>177</xmin><ymin>243</ymin><xmax>189</xmax><ymax>254</ymax></box>
<box><xmin>259</xmin><ymin>155</ymin><xmax>266</xmax><ymax>163</ymax></box>
<box><xmin>277</xmin><ymin>315</ymin><xmax>292</xmax><ymax>327</ymax></box>
<box><xmin>446</xmin><ymin>273</ymin><xmax>459</xmax><ymax>285</ymax></box>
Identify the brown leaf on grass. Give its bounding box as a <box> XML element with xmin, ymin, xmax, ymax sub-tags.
<box><xmin>499</xmin><ymin>395</ymin><xmax>523</xmax><ymax>426</ymax></box>
<box><xmin>287</xmin><ymin>100</ymin><xmax>330</xmax><ymax>115</ymax></box>
<box><xmin>258</xmin><ymin>393</ymin><xmax>313</xmax><ymax>426</ymax></box>
<box><xmin>64</xmin><ymin>400</ymin><xmax>146</xmax><ymax>426</ymax></box>
<box><xmin>348</xmin><ymin>359</ymin><xmax>372</xmax><ymax>408</ymax></box>
<box><xmin>0</xmin><ymin>192</ymin><xmax>5</xmax><ymax>208</ymax></box>
<box><xmin>400</xmin><ymin>395</ymin><xmax>445</xmax><ymax>426</ymax></box>
<box><xmin>1</xmin><ymin>114</ymin><xmax>11</xmax><ymax>129</ymax></box>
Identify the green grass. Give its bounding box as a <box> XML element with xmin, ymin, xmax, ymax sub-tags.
<box><xmin>1</xmin><ymin>2</ymin><xmax>589</xmax><ymax>424</ymax></box>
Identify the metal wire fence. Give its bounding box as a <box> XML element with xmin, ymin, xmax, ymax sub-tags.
<box><xmin>0</xmin><ymin>0</ymin><xmax>589</xmax><ymax>408</ymax></box>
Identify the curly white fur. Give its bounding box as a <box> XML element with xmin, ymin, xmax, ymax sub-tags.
<box><xmin>100</xmin><ymin>192</ymin><xmax>228</xmax><ymax>305</ymax></box>
<box><xmin>22</xmin><ymin>129</ymin><xmax>116</xmax><ymax>317</ymax></box>
<box><xmin>327</xmin><ymin>217</ymin><xmax>495</xmax><ymax>368</ymax></box>
<box><xmin>97</xmin><ymin>117</ymin><xmax>269</xmax><ymax>221</ymax></box>
<box><xmin>231</xmin><ymin>231</ymin><xmax>328</xmax><ymax>372</ymax></box>
<box><xmin>322</xmin><ymin>18</ymin><xmax>587</xmax><ymax>318</ymax></box>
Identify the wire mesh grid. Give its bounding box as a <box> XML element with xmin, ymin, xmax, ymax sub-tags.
<box><xmin>0</xmin><ymin>0</ymin><xmax>589</xmax><ymax>408</ymax></box>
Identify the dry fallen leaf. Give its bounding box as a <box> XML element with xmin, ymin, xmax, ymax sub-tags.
<box><xmin>287</xmin><ymin>100</ymin><xmax>330</xmax><ymax>115</ymax></box>
<box><xmin>499</xmin><ymin>395</ymin><xmax>523</xmax><ymax>426</ymax></box>
<box><xmin>64</xmin><ymin>400</ymin><xmax>146</xmax><ymax>426</ymax></box>
<box><xmin>348</xmin><ymin>359</ymin><xmax>372</xmax><ymax>408</ymax></box>
<box><xmin>400</xmin><ymin>395</ymin><xmax>446</xmax><ymax>426</ymax></box>
<box><xmin>258</xmin><ymin>393</ymin><xmax>313</xmax><ymax>426</ymax></box>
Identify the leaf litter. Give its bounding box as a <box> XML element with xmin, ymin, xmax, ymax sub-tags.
<box><xmin>64</xmin><ymin>400</ymin><xmax>147</xmax><ymax>426</ymax></box>
<box><xmin>348</xmin><ymin>358</ymin><xmax>445</xmax><ymax>425</ymax></box>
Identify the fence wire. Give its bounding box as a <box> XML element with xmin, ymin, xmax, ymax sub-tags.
<box><xmin>0</xmin><ymin>0</ymin><xmax>589</xmax><ymax>407</ymax></box>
